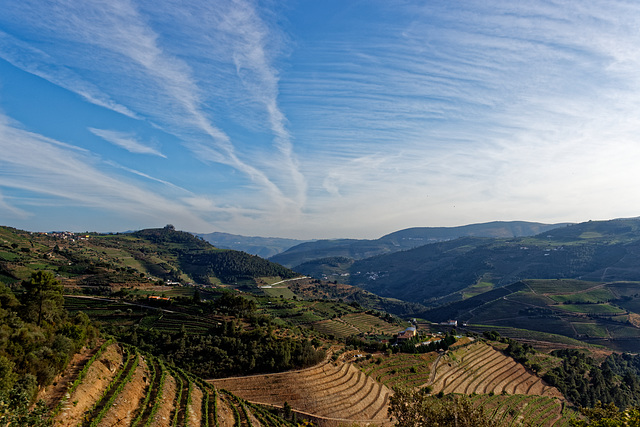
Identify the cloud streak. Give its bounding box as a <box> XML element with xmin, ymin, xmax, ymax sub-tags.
<box><xmin>0</xmin><ymin>113</ymin><xmax>213</xmax><ymax>230</ymax></box>
<box><xmin>0</xmin><ymin>30</ymin><xmax>138</xmax><ymax>118</ymax></box>
<box><xmin>90</xmin><ymin>128</ymin><xmax>166</xmax><ymax>157</ymax></box>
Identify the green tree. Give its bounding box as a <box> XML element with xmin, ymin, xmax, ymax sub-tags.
<box><xmin>389</xmin><ymin>387</ymin><xmax>496</xmax><ymax>427</ymax></box>
<box><xmin>21</xmin><ymin>271</ymin><xmax>64</xmax><ymax>326</ymax></box>
<box><xmin>283</xmin><ymin>401</ymin><xmax>292</xmax><ymax>419</ymax></box>
<box><xmin>571</xmin><ymin>401</ymin><xmax>640</xmax><ymax>426</ymax></box>
<box><xmin>0</xmin><ymin>387</ymin><xmax>51</xmax><ymax>427</ymax></box>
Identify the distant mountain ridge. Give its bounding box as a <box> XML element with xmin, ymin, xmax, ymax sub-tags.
<box><xmin>196</xmin><ymin>231</ymin><xmax>309</xmax><ymax>258</ymax></box>
<box><xmin>270</xmin><ymin>221</ymin><xmax>570</xmax><ymax>268</ymax></box>
<box><xmin>316</xmin><ymin>217</ymin><xmax>640</xmax><ymax>306</ymax></box>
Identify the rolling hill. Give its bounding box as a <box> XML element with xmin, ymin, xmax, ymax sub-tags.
<box><xmin>293</xmin><ymin>218</ymin><xmax>640</xmax><ymax>307</ymax></box>
<box><xmin>0</xmin><ymin>225</ymin><xmax>297</xmax><ymax>288</ymax></box>
<box><xmin>6</xmin><ymin>220</ymin><xmax>640</xmax><ymax>425</ymax></box>
<box><xmin>270</xmin><ymin>221</ymin><xmax>568</xmax><ymax>268</ymax></box>
<box><xmin>423</xmin><ymin>278</ymin><xmax>640</xmax><ymax>352</ymax></box>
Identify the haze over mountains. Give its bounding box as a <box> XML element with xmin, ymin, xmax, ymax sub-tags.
<box><xmin>199</xmin><ymin>221</ymin><xmax>569</xmax><ymax>262</ymax></box>
<box><xmin>291</xmin><ymin>218</ymin><xmax>640</xmax><ymax>304</ymax></box>
<box><xmin>196</xmin><ymin>232</ymin><xmax>310</xmax><ymax>258</ymax></box>
<box><xmin>202</xmin><ymin>217</ymin><xmax>640</xmax><ymax>313</ymax></box>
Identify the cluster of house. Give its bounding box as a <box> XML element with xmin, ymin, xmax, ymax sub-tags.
<box><xmin>37</xmin><ymin>231</ymin><xmax>93</xmax><ymax>242</ymax></box>
<box><xmin>395</xmin><ymin>326</ymin><xmax>447</xmax><ymax>347</ymax></box>
<box><xmin>395</xmin><ymin>319</ymin><xmax>461</xmax><ymax>346</ymax></box>
<box><xmin>396</xmin><ymin>326</ymin><xmax>417</xmax><ymax>341</ymax></box>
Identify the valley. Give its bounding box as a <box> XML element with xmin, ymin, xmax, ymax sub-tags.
<box><xmin>3</xmin><ymin>221</ymin><xmax>640</xmax><ymax>425</ymax></box>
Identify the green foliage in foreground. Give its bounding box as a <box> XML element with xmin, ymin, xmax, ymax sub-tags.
<box><xmin>113</xmin><ymin>319</ymin><xmax>325</xmax><ymax>378</ymax></box>
<box><xmin>0</xmin><ymin>389</ymin><xmax>51</xmax><ymax>427</ymax></box>
<box><xmin>388</xmin><ymin>387</ymin><xmax>496</xmax><ymax>427</ymax></box>
<box><xmin>0</xmin><ymin>271</ymin><xmax>98</xmax><ymax>424</ymax></box>
<box><xmin>571</xmin><ymin>401</ymin><xmax>640</xmax><ymax>426</ymax></box>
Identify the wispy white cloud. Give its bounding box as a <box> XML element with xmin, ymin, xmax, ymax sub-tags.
<box><xmin>0</xmin><ymin>189</ymin><xmax>30</xmax><ymax>219</ymax></box>
<box><xmin>0</xmin><ymin>0</ymin><xmax>305</xmax><ymax>214</ymax></box>
<box><xmin>0</xmin><ymin>113</ymin><xmax>213</xmax><ymax>230</ymax></box>
<box><xmin>0</xmin><ymin>30</ymin><xmax>138</xmax><ymax>118</ymax></box>
<box><xmin>89</xmin><ymin>127</ymin><xmax>165</xmax><ymax>157</ymax></box>
<box><xmin>273</xmin><ymin>0</ymin><xmax>640</xmax><ymax>235</ymax></box>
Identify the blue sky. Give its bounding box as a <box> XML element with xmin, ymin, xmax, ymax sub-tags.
<box><xmin>1</xmin><ymin>1</ymin><xmax>640</xmax><ymax>239</ymax></box>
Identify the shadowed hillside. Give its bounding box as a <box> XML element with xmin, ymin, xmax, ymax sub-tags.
<box><xmin>270</xmin><ymin>221</ymin><xmax>568</xmax><ymax>267</ymax></box>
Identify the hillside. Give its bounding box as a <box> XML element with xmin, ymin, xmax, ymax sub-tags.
<box><xmin>424</xmin><ymin>279</ymin><xmax>640</xmax><ymax>353</ymax></box>
<box><xmin>315</xmin><ymin>218</ymin><xmax>640</xmax><ymax>305</ymax></box>
<box><xmin>8</xmin><ymin>221</ymin><xmax>640</xmax><ymax>425</ymax></box>
<box><xmin>0</xmin><ymin>225</ymin><xmax>296</xmax><ymax>288</ymax></box>
<box><xmin>270</xmin><ymin>221</ymin><xmax>567</xmax><ymax>268</ymax></box>
<box><xmin>209</xmin><ymin>339</ymin><xmax>578</xmax><ymax>427</ymax></box>
<box><xmin>43</xmin><ymin>341</ymin><xmax>300</xmax><ymax>427</ymax></box>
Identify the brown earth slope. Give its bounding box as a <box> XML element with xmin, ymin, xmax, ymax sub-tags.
<box><xmin>52</xmin><ymin>343</ymin><xmax>123</xmax><ymax>426</ymax></box>
<box><xmin>208</xmin><ymin>360</ymin><xmax>392</xmax><ymax>425</ymax></box>
<box><xmin>428</xmin><ymin>341</ymin><xmax>563</xmax><ymax>397</ymax></box>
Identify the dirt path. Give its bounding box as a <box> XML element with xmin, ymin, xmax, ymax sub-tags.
<box><xmin>187</xmin><ymin>385</ymin><xmax>203</xmax><ymax>427</ymax></box>
<box><xmin>99</xmin><ymin>354</ymin><xmax>150</xmax><ymax>427</ymax></box>
<box><xmin>38</xmin><ymin>344</ymin><xmax>102</xmax><ymax>409</ymax></box>
<box><xmin>424</xmin><ymin>352</ymin><xmax>443</xmax><ymax>387</ymax></box>
<box><xmin>149</xmin><ymin>374</ymin><xmax>177</xmax><ymax>427</ymax></box>
<box><xmin>216</xmin><ymin>394</ymin><xmax>236</xmax><ymax>427</ymax></box>
<box><xmin>53</xmin><ymin>343</ymin><xmax>123</xmax><ymax>426</ymax></box>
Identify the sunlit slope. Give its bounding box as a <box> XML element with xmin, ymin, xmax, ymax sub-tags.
<box><xmin>208</xmin><ymin>359</ymin><xmax>393</xmax><ymax>425</ymax></box>
<box><xmin>45</xmin><ymin>341</ymin><xmax>297</xmax><ymax>427</ymax></box>
<box><xmin>424</xmin><ymin>279</ymin><xmax>640</xmax><ymax>352</ymax></box>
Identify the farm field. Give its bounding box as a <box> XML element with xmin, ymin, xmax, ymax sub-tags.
<box><xmin>342</xmin><ymin>313</ymin><xmax>407</xmax><ymax>335</ymax></box>
<box><xmin>208</xmin><ymin>358</ymin><xmax>393</xmax><ymax>425</ymax></box>
<box><xmin>426</xmin><ymin>278</ymin><xmax>640</xmax><ymax>353</ymax></box>
<box><xmin>357</xmin><ymin>353</ymin><xmax>438</xmax><ymax>389</ymax></box>
<box><xmin>209</xmin><ymin>339</ymin><xmax>576</xmax><ymax>427</ymax></box>
<box><xmin>470</xmin><ymin>393</ymin><xmax>577</xmax><ymax>426</ymax></box>
<box><xmin>40</xmin><ymin>335</ymin><xmax>572</xmax><ymax>426</ymax></box>
<box><xmin>64</xmin><ymin>295</ymin><xmax>220</xmax><ymax>334</ymax></box>
<box><xmin>310</xmin><ymin>312</ymin><xmax>407</xmax><ymax>338</ymax></box>
<box><xmin>554</xmin><ymin>303</ymin><xmax>625</xmax><ymax>315</ymax></box>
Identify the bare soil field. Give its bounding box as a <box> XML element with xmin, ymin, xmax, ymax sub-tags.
<box><xmin>208</xmin><ymin>360</ymin><xmax>392</xmax><ymax>425</ymax></box>
<box><xmin>100</xmin><ymin>354</ymin><xmax>150</xmax><ymax>426</ymax></box>
<box><xmin>52</xmin><ymin>343</ymin><xmax>123</xmax><ymax>426</ymax></box>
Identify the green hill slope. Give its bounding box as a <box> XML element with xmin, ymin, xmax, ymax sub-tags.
<box><xmin>424</xmin><ymin>278</ymin><xmax>640</xmax><ymax>352</ymax></box>
<box><xmin>196</xmin><ymin>231</ymin><xmax>309</xmax><ymax>258</ymax></box>
<box><xmin>270</xmin><ymin>220</ymin><xmax>567</xmax><ymax>267</ymax></box>
<box><xmin>0</xmin><ymin>225</ymin><xmax>297</xmax><ymax>287</ymax></box>
<box><xmin>343</xmin><ymin>218</ymin><xmax>640</xmax><ymax>305</ymax></box>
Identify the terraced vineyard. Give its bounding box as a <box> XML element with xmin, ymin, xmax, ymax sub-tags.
<box><xmin>310</xmin><ymin>312</ymin><xmax>407</xmax><ymax>338</ymax></box>
<box><xmin>40</xmin><ymin>338</ymin><xmax>574</xmax><ymax>426</ymax></box>
<box><xmin>209</xmin><ymin>359</ymin><xmax>393</xmax><ymax>425</ymax></box>
<box><xmin>429</xmin><ymin>341</ymin><xmax>562</xmax><ymax>397</ymax></box>
<box><xmin>340</xmin><ymin>313</ymin><xmax>406</xmax><ymax>335</ymax></box>
<box><xmin>469</xmin><ymin>394</ymin><xmax>578</xmax><ymax>426</ymax></box>
<box><xmin>311</xmin><ymin>318</ymin><xmax>361</xmax><ymax>338</ymax></box>
<box><xmin>44</xmin><ymin>341</ymin><xmax>295</xmax><ymax>427</ymax></box>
